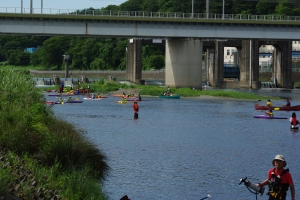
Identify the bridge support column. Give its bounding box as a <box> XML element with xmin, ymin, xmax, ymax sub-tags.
<box><xmin>273</xmin><ymin>41</ymin><xmax>293</xmax><ymax>88</ymax></box>
<box><xmin>126</xmin><ymin>39</ymin><xmax>142</xmax><ymax>83</ymax></box>
<box><xmin>208</xmin><ymin>41</ymin><xmax>224</xmax><ymax>87</ymax></box>
<box><xmin>165</xmin><ymin>38</ymin><xmax>202</xmax><ymax>88</ymax></box>
<box><xmin>252</xmin><ymin>40</ymin><xmax>260</xmax><ymax>89</ymax></box>
<box><xmin>240</xmin><ymin>40</ymin><xmax>260</xmax><ymax>89</ymax></box>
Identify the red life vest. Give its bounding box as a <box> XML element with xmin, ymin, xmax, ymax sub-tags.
<box><xmin>292</xmin><ymin>116</ymin><xmax>297</xmax><ymax>125</ymax></box>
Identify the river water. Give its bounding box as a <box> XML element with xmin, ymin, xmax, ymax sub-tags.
<box><xmin>48</xmin><ymin>89</ymin><xmax>300</xmax><ymax>200</ymax></box>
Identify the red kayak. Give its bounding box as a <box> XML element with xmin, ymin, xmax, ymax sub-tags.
<box><xmin>254</xmin><ymin>104</ymin><xmax>300</xmax><ymax>111</ymax></box>
<box><xmin>44</xmin><ymin>101</ymin><xmax>56</xmax><ymax>105</ymax></box>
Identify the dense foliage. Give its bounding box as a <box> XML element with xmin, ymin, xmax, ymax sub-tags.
<box><xmin>0</xmin><ymin>69</ymin><xmax>109</xmax><ymax>199</ymax></box>
<box><xmin>0</xmin><ymin>0</ymin><xmax>298</xmax><ymax>69</ymax></box>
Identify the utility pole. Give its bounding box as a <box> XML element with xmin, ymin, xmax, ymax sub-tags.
<box><xmin>41</xmin><ymin>0</ymin><xmax>43</xmax><ymax>14</ymax></box>
<box><xmin>30</xmin><ymin>0</ymin><xmax>33</xmax><ymax>14</ymax></box>
<box><xmin>206</xmin><ymin>0</ymin><xmax>209</xmax><ymax>18</ymax></box>
<box><xmin>192</xmin><ymin>0</ymin><xmax>194</xmax><ymax>18</ymax></box>
<box><xmin>222</xmin><ymin>0</ymin><xmax>225</xmax><ymax>19</ymax></box>
<box><xmin>21</xmin><ymin>0</ymin><xmax>23</xmax><ymax>13</ymax></box>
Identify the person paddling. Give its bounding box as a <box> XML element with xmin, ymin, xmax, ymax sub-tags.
<box><xmin>285</xmin><ymin>98</ymin><xmax>291</xmax><ymax>107</ymax></box>
<box><xmin>265</xmin><ymin>109</ymin><xmax>273</xmax><ymax>117</ymax></box>
<box><xmin>133</xmin><ymin>100</ymin><xmax>139</xmax><ymax>119</ymax></box>
<box><xmin>267</xmin><ymin>99</ymin><xmax>273</xmax><ymax>107</ymax></box>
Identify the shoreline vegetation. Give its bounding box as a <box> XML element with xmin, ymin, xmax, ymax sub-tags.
<box><xmin>0</xmin><ymin>69</ymin><xmax>108</xmax><ymax>200</ymax></box>
<box><xmin>1</xmin><ymin>69</ymin><xmax>278</xmax><ymax>200</ymax></box>
<box><xmin>41</xmin><ymin>78</ymin><xmax>278</xmax><ymax>101</ymax></box>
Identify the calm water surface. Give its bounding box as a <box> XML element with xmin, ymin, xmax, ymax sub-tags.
<box><xmin>49</xmin><ymin>89</ymin><xmax>300</xmax><ymax>200</ymax></box>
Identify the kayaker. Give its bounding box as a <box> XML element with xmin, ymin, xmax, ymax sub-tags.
<box><xmin>87</xmin><ymin>84</ymin><xmax>90</xmax><ymax>94</ymax></box>
<box><xmin>265</xmin><ymin>109</ymin><xmax>273</xmax><ymax>117</ymax></box>
<box><xmin>59</xmin><ymin>81</ymin><xmax>64</xmax><ymax>93</ymax></box>
<box><xmin>67</xmin><ymin>97</ymin><xmax>72</xmax><ymax>102</ymax></box>
<box><xmin>285</xmin><ymin>98</ymin><xmax>291</xmax><ymax>107</ymax></box>
<box><xmin>267</xmin><ymin>99</ymin><xmax>273</xmax><ymax>107</ymax></box>
<box><xmin>138</xmin><ymin>94</ymin><xmax>142</xmax><ymax>101</ymax></box>
<box><xmin>167</xmin><ymin>86</ymin><xmax>170</xmax><ymax>96</ymax></box>
<box><xmin>289</xmin><ymin>112</ymin><xmax>299</xmax><ymax>128</ymax></box>
<box><xmin>133</xmin><ymin>100</ymin><xmax>139</xmax><ymax>119</ymax></box>
<box><xmin>256</xmin><ymin>155</ymin><xmax>295</xmax><ymax>200</ymax></box>
<box><xmin>58</xmin><ymin>97</ymin><xmax>63</xmax><ymax>104</ymax></box>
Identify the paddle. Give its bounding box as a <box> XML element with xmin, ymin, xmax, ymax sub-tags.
<box><xmin>200</xmin><ymin>194</ymin><xmax>211</xmax><ymax>200</ymax></box>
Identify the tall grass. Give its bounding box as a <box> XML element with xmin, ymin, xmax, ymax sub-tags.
<box><xmin>0</xmin><ymin>69</ymin><xmax>109</xmax><ymax>199</ymax></box>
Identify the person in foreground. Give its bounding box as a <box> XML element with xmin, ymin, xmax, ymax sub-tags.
<box><xmin>133</xmin><ymin>100</ymin><xmax>139</xmax><ymax>119</ymax></box>
<box><xmin>289</xmin><ymin>112</ymin><xmax>299</xmax><ymax>128</ymax></box>
<box><xmin>257</xmin><ymin>155</ymin><xmax>295</xmax><ymax>200</ymax></box>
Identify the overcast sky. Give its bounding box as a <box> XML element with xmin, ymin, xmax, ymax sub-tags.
<box><xmin>0</xmin><ymin>0</ymin><xmax>127</xmax><ymax>10</ymax></box>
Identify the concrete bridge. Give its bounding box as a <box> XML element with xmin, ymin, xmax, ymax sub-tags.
<box><xmin>1</xmin><ymin>8</ymin><xmax>300</xmax><ymax>89</ymax></box>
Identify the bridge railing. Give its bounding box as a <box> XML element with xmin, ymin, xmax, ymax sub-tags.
<box><xmin>0</xmin><ymin>7</ymin><xmax>300</xmax><ymax>22</ymax></box>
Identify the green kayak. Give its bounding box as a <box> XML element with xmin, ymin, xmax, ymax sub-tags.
<box><xmin>159</xmin><ymin>94</ymin><xmax>180</xmax><ymax>99</ymax></box>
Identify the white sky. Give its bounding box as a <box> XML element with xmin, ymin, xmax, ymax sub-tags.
<box><xmin>0</xmin><ymin>0</ymin><xmax>127</xmax><ymax>10</ymax></box>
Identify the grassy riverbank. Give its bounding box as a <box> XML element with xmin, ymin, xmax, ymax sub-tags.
<box><xmin>0</xmin><ymin>69</ymin><xmax>109</xmax><ymax>200</ymax></box>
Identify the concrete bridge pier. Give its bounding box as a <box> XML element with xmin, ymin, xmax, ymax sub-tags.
<box><xmin>207</xmin><ymin>41</ymin><xmax>224</xmax><ymax>87</ymax></box>
<box><xmin>165</xmin><ymin>38</ymin><xmax>202</xmax><ymax>88</ymax></box>
<box><xmin>273</xmin><ymin>41</ymin><xmax>293</xmax><ymax>89</ymax></box>
<box><xmin>239</xmin><ymin>40</ymin><xmax>260</xmax><ymax>89</ymax></box>
<box><xmin>126</xmin><ymin>39</ymin><xmax>142</xmax><ymax>83</ymax></box>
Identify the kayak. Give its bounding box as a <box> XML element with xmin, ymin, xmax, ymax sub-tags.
<box><xmin>48</xmin><ymin>93</ymin><xmax>74</xmax><ymax>97</ymax></box>
<box><xmin>116</xmin><ymin>100</ymin><xmax>129</xmax><ymax>104</ymax></box>
<box><xmin>159</xmin><ymin>94</ymin><xmax>180</xmax><ymax>99</ymax></box>
<box><xmin>65</xmin><ymin>100</ymin><xmax>83</xmax><ymax>103</ymax></box>
<box><xmin>253</xmin><ymin>115</ymin><xmax>288</xmax><ymax>119</ymax></box>
<box><xmin>113</xmin><ymin>94</ymin><xmax>136</xmax><ymax>98</ymax></box>
<box><xmin>127</xmin><ymin>99</ymin><xmax>149</xmax><ymax>101</ymax></box>
<box><xmin>44</xmin><ymin>101</ymin><xmax>56</xmax><ymax>105</ymax></box>
<box><xmin>83</xmin><ymin>97</ymin><xmax>103</xmax><ymax>100</ymax></box>
<box><xmin>254</xmin><ymin>104</ymin><xmax>300</xmax><ymax>111</ymax></box>
<box><xmin>56</xmin><ymin>100</ymin><xmax>83</xmax><ymax>104</ymax></box>
<box><xmin>87</xmin><ymin>95</ymin><xmax>108</xmax><ymax>98</ymax></box>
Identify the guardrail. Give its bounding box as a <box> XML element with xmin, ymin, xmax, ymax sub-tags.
<box><xmin>0</xmin><ymin>7</ymin><xmax>300</xmax><ymax>22</ymax></box>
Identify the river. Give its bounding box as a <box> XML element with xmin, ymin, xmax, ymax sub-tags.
<box><xmin>48</xmin><ymin>89</ymin><xmax>300</xmax><ymax>200</ymax></box>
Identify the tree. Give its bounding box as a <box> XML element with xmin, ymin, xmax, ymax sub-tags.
<box><xmin>41</xmin><ymin>36</ymin><xmax>70</xmax><ymax>69</ymax></box>
<box><xmin>16</xmin><ymin>52</ymin><xmax>31</xmax><ymax>66</ymax></box>
<box><xmin>141</xmin><ymin>0</ymin><xmax>160</xmax><ymax>12</ymax></box>
<box><xmin>7</xmin><ymin>50</ymin><xmax>30</xmax><ymax>66</ymax></box>
<box><xmin>119</xmin><ymin>0</ymin><xmax>143</xmax><ymax>11</ymax></box>
<box><xmin>0</xmin><ymin>47</ymin><xmax>7</xmax><ymax>62</ymax></box>
<box><xmin>30</xmin><ymin>48</ymin><xmax>44</xmax><ymax>66</ymax></box>
<box><xmin>256</xmin><ymin>1</ymin><xmax>277</xmax><ymax>15</ymax></box>
<box><xmin>274</xmin><ymin>0</ymin><xmax>295</xmax><ymax>15</ymax></box>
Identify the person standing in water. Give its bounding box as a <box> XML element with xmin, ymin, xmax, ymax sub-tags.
<box><xmin>257</xmin><ymin>155</ymin><xmax>295</xmax><ymax>200</ymax></box>
<box><xmin>133</xmin><ymin>100</ymin><xmax>139</xmax><ymax>119</ymax></box>
<box><xmin>289</xmin><ymin>112</ymin><xmax>299</xmax><ymax>128</ymax></box>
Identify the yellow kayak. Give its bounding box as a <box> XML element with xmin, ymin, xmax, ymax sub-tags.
<box><xmin>116</xmin><ymin>100</ymin><xmax>129</xmax><ymax>104</ymax></box>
